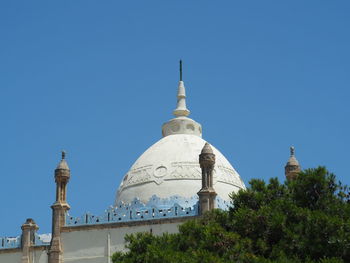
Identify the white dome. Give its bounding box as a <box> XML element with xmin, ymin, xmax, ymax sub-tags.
<box><xmin>115</xmin><ymin>134</ymin><xmax>245</xmax><ymax>205</ymax></box>
<box><xmin>115</xmin><ymin>76</ymin><xmax>245</xmax><ymax>206</ymax></box>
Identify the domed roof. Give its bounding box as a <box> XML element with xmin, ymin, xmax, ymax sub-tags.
<box><xmin>115</xmin><ymin>63</ymin><xmax>245</xmax><ymax>205</ymax></box>
<box><xmin>115</xmin><ymin>134</ymin><xmax>245</xmax><ymax>205</ymax></box>
<box><xmin>285</xmin><ymin>146</ymin><xmax>300</xmax><ymax>167</ymax></box>
<box><xmin>286</xmin><ymin>156</ymin><xmax>299</xmax><ymax>166</ymax></box>
<box><xmin>56</xmin><ymin>151</ymin><xmax>69</xmax><ymax>170</ymax></box>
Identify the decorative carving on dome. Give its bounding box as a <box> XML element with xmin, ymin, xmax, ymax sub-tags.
<box><xmin>115</xmin><ymin>134</ymin><xmax>246</xmax><ymax>205</ymax></box>
<box><xmin>171</xmin><ymin>123</ymin><xmax>180</xmax><ymax>132</ymax></box>
<box><xmin>152</xmin><ymin>165</ymin><xmax>169</xmax><ymax>185</ymax></box>
<box><xmin>186</xmin><ymin>124</ymin><xmax>195</xmax><ymax>131</ymax></box>
<box><xmin>167</xmin><ymin>162</ymin><xmax>201</xmax><ymax>180</ymax></box>
<box><xmin>122</xmin><ymin>165</ymin><xmax>153</xmax><ymax>189</ymax></box>
<box><xmin>162</xmin><ymin>117</ymin><xmax>202</xmax><ymax>137</ymax></box>
<box><xmin>154</xmin><ymin>166</ymin><xmax>168</xmax><ymax>178</ymax></box>
<box><xmin>118</xmin><ymin>162</ymin><xmax>244</xmax><ymax>195</ymax></box>
<box><xmin>216</xmin><ymin>165</ymin><xmax>243</xmax><ymax>187</ymax></box>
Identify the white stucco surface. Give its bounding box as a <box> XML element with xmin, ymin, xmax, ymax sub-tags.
<box><xmin>62</xmin><ymin>221</ymin><xmax>182</xmax><ymax>262</ymax></box>
<box><xmin>0</xmin><ymin>249</ymin><xmax>47</xmax><ymax>263</ymax></box>
<box><xmin>34</xmin><ymin>249</ymin><xmax>48</xmax><ymax>263</ymax></box>
<box><xmin>116</xmin><ymin>134</ymin><xmax>245</xmax><ymax>205</ymax></box>
<box><xmin>0</xmin><ymin>251</ymin><xmax>22</xmax><ymax>263</ymax></box>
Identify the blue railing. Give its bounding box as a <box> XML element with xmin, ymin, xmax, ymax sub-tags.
<box><xmin>0</xmin><ymin>233</ymin><xmax>51</xmax><ymax>250</ymax></box>
<box><xmin>0</xmin><ymin>236</ymin><xmax>21</xmax><ymax>249</ymax></box>
<box><xmin>66</xmin><ymin>195</ymin><xmax>231</xmax><ymax>227</ymax></box>
<box><xmin>34</xmin><ymin>233</ymin><xmax>51</xmax><ymax>246</ymax></box>
<box><xmin>66</xmin><ymin>195</ymin><xmax>199</xmax><ymax>226</ymax></box>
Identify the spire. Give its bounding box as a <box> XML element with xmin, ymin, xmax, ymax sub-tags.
<box><xmin>50</xmin><ymin>150</ymin><xmax>71</xmax><ymax>263</ymax></box>
<box><xmin>180</xmin><ymin>59</ymin><xmax>183</xmax><ymax>81</ymax></box>
<box><xmin>161</xmin><ymin>61</ymin><xmax>202</xmax><ymax>137</ymax></box>
<box><xmin>290</xmin><ymin>146</ymin><xmax>295</xmax><ymax>157</ymax></box>
<box><xmin>173</xmin><ymin>60</ymin><xmax>190</xmax><ymax>117</ymax></box>
<box><xmin>287</xmin><ymin>146</ymin><xmax>299</xmax><ymax>166</ymax></box>
<box><xmin>56</xmin><ymin>150</ymin><xmax>70</xmax><ymax>171</ymax></box>
<box><xmin>285</xmin><ymin>146</ymin><xmax>301</xmax><ymax>180</ymax></box>
<box><xmin>198</xmin><ymin>142</ymin><xmax>217</xmax><ymax>215</ymax></box>
<box><xmin>201</xmin><ymin>142</ymin><xmax>214</xmax><ymax>154</ymax></box>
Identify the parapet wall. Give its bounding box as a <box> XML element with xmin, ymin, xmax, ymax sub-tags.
<box><xmin>0</xmin><ymin>233</ymin><xmax>51</xmax><ymax>250</ymax></box>
<box><xmin>66</xmin><ymin>194</ymin><xmax>229</xmax><ymax>227</ymax></box>
<box><xmin>0</xmin><ymin>195</ymin><xmax>230</xmax><ymax>262</ymax></box>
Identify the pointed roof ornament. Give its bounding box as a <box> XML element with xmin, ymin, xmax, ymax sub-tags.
<box><xmin>56</xmin><ymin>150</ymin><xmax>69</xmax><ymax>170</ymax></box>
<box><xmin>180</xmin><ymin>59</ymin><xmax>183</xmax><ymax>81</ymax></box>
<box><xmin>173</xmin><ymin>60</ymin><xmax>190</xmax><ymax>117</ymax></box>
<box><xmin>285</xmin><ymin>146</ymin><xmax>301</xmax><ymax>180</ymax></box>
<box><xmin>201</xmin><ymin>142</ymin><xmax>214</xmax><ymax>154</ymax></box>
<box><xmin>290</xmin><ymin>146</ymin><xmax>295</xmax><ymax>157</ymax></box>
<box><xmin>286</xmin><ymin>146</ymin><xmax>299</xmax><ymax>166</ymax></box>
<box><xmin>162</xmin><ymin>61</ymin><xmax>202</xmax><ymax>137</ymax></box>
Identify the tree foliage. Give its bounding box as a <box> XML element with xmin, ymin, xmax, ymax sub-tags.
<box><xmin>112</xmin><ymin>167</ymin><xmax>350</xmax><ymax>263</ymax></box>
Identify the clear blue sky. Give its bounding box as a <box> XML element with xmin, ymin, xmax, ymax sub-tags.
<box><xmin>1</xmin><ymin>1</ymin><xmax>349</xmax><ymax>237</ymax></box>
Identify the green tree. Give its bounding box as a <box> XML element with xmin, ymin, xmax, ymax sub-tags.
<box><xmin>112</xmin><ymin>167</ymin><xmax>350</xmax><ymax>263</ymax></box>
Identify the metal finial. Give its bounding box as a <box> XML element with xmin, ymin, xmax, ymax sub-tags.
<box><xmin>179</xmin><ymin>60</ymin><xmax>183</xmax><ymax>81</ymax></box>
<box><xmin>290</xmin><ymin>146</ymin><xmax>295</xmax><ymax>156</ymax></box>
<box><xmin>61</xmin><ymin>150</ymin><xmax>66</xmax><ymax>160</ymax></box>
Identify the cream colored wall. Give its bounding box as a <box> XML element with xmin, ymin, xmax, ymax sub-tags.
<box><xmin>0</xmin><ymin>221</ymin><xmax>184</xmax><ymax>263</ymax></box>
<box><xmin>62</xmin><ymin>221</ymin><xmax>181</xmax><ymax>263</ymax></box>
<box><xmin>0</xmin><ymin>251</ymin><xmax>21</xmax><ymax>263</ymax></box>
<box><xmin>34</xmin><ymin>248</ymin><xmax>48</xmax><ymax>263</ymax></box>
<box><xmin>0</xmin><ymin>248</ymin><xmax>48</xmax><ymax>263</ymax></box>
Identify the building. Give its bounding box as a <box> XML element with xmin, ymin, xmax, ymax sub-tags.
<box><xmin>0</xmin><ymin>63</ymin><xmax>300</xmax><ymax>263</ymax></box>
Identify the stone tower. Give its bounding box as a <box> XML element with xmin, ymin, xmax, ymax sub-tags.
<box><xmin>48</xmin><ymin>151</ymin><xmax>70</xmax><ymax>263</ymax></box>
<box><xmin>198</xmin><ymin>143</ymin><xmax>217</xmax><ymax>215</ymax></box>
<box><xmin>285</xmin><ymin>146</ymin><xmax>301</xmax><ymax>180</ymax></box>
<box><xmin>21</xmin><ymin>218</ymin><xmax>38</xmax><ymax>263</ymax></box>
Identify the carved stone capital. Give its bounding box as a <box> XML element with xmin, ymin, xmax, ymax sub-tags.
<box><xmin>199</xmin><ymin>152</ymin><xmax>215</xmax><ymax>168</ymax></box>
<box><xmin>51</xmin><ymin>202</ymin><xmax>70</xmax><ymax>210</ymax></box>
